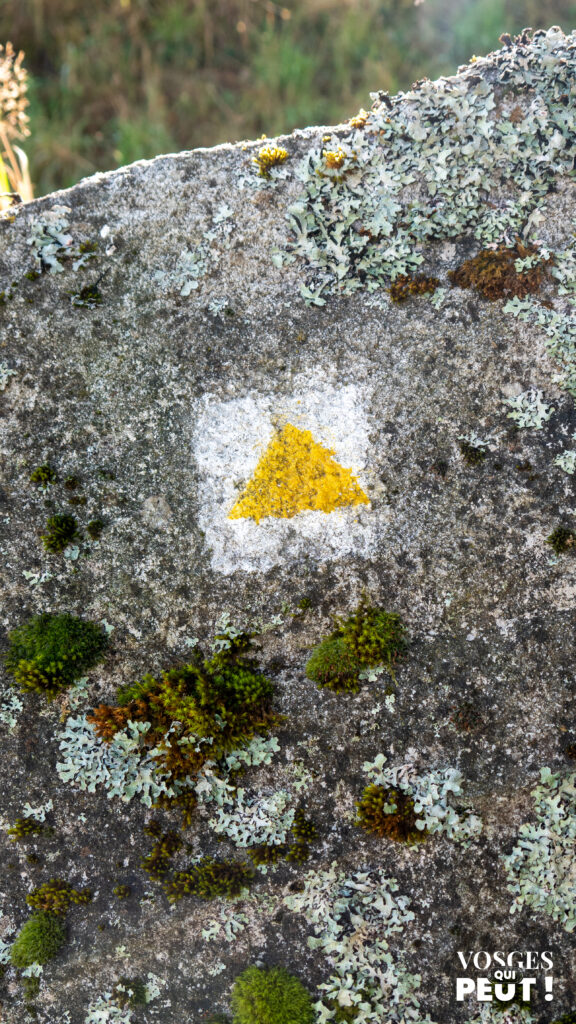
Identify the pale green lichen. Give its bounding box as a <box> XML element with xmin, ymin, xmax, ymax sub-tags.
<box><xmin>26</xmin><ymin>205</ymin><xmax>97</xmax><ymax>274</ymax></box>
<box><xmin>504</xmin><ymin>388</ymin><xmax>555</xmax><ymax>428</ymax></box>
<box><xmin>153</xmin><ymin>203</ymin><xmax>233</xmax><ymax>296</ymax></box>
<box><xmin>278</xmin><ymin>30</ymin><xmax>576</xmax><ymax>305</ymax></box>
<box><xmin>284</xmin><ymin>862</ymin><xmax>433</xmax><ymax>1024</ymax></box>
<box><xmin>56</xmin><ymin>715</ymin><xmax>177</xmax><ymax>807</ymax></box>
<box><xmin>361</xmin><ymin>754</ymin><xmax>482</xmax><ymax>844</ymax></box>
<box><xmin>0</xmin><ymin>362</ymin><xmax>16</xmax><ymax>390</ymax></box>
<box><xmin>502</xmin><ymin>767</ymin><xmax>576</xmax><ymax>932</ymax></box>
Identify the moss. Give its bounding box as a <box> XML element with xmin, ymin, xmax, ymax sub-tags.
<box><xmin>305</xmin><ymin>636</ymin><xmax>361</xmax><ymax>693</ymax></box>
<box><xmin>7</xmin><ymin>817</ymin><xmax>53</xmax><ymax>842</ymax></box>
<box><xmin>546</xmin><ymin>526</ymin><xmax>576</xmax><ymax>554</ymax></box>
<box><xmin>89</xmin><ymin>639</ymin><xmax>280</xmax><ymax>783</ymax></box>
<box><xmin>231</xmin><ymin>965</ymin><xmax>315</xmax><ymax>1024</ymax></box>
<box><xmin>355</xmin><ymin>784</ymin><xmax>428</xmax><ymax>845</ymax></box>
<box><xmin>336</xmin><ymin>597</ymin><xmax>407</xmax><ymax>669</ymax></box>
<box><xmin>248</xmin><ymin>844</ymin><xmax>287</xmax><ymax>868</ymax></box>
<box><xmin>306</xmin><ymin>599</ymin><xmax>406</xmax><ymax>693</ymax></box>
<box><xmin>286</xmin><ymin>808</ymin><xmax>317</xmax><ymax>863</ymax></box>
<box><xmin>141</xmin><ymin>828</ymin><xmax>182</xmax><ymax>880</ymax></box>
<box><xmin>25</xmin><ymin>270</ymin><xmax>40</xmax><ymax>281</ymax></box>
<box><xmin>111</xmin><ymin>977</ymin><xmax>147</xmax><ymax>1008</ymax></box>
<box><xmin>459</xmin><ymin>440</ymin><xmax>486</xmax><ymax>466</ymax></box>
<box><xmin>164</xmin><ymin>858</ymin><xmax>254</xmax><ymax>901</ymax></box>
<box><xmin>86</xmin><ymin>518</ymin><xmax>104</xmax><ymax>540</ymax></box>
<box><xmin>388</xmin><ymin>274</ymin><xmax>440</xmax><ymax>302</ymax></box>
<box><xmin>71</xmin><ymin>282</ymin><xmax>103</xmax><ymax>308</ymax></box>
<box><xmin>63</xmin><ymin>475</ymin><xmax>80</xmax><ymax>490</ymax></box>
<box><xmin>40</xmin><ymin>513</ymin><xmax>79</xmax><ymax>553</ymax></box>
<box><xmin>448</xmin><ymin>242</ymin><xmax>553</xmax><ymax>300</ymax></box>
<box><xmin>254</xmin><ymin>145</ymin><xmax>289</xmax><ymax>178</ymax></box>
<box><xmin>10</xmin><ymin>912</ymin><xmax>66</xmax><ymax>967</ymax></box>
<box><xmin>5</xmin><ymin>612</ymin><xmax>108</xmax><ymax>700</ymax></box>
<box><xmin>29</xmin><ymin>464</ymin><xmax>58</xmax><ymax>487</ymax></box>
<box><xmin>112</xmin><ymin>884</ymin><xmax>131</xmax><ymax>900</ymax></box>
<box><xmin>551</xmin><ymin>1013</ymin><xmax>576</xmax><ymax>1024</ymax></box>
<box><xmin>22</xmin><ymin>975</ymin><xmax>41</xmax><ymax>1001</ymax></box>
<box><xmin>26</xmin><ymin>878</ymin><xmax>92</xmax><ymax>915</ymax></box>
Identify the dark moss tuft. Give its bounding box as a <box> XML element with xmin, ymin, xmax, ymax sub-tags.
<box><xmin>355</xmin><ymin>783</ymin><xmax>428</xmax><ymax>845</ymax></box>
<box><xmin>448</xmin><ymin>242</ymin><xmax>553</xmax><ymax>300</ymax></box>
<box><xmin>29</xmin><ymin>464</ymin><xmax>58</xmax><ymax>487</ymax></box>
<box><xmin>546</xmin><ymin>525</ymin><xmax>576</xmax><ymax>554</ymax></box>
<box><xmin>41</xmin><ymin>513</ymin><xmax>79</xmax><ymax>553</ymax></box>
<box><xmin>164</xmin><ymin>858</ymin><xmax>254</xmax><ymax>901</ymax></box>
<box><xmin>389</xmin><ymin>274</ymin><xmax>440</xmax><ymax>302</ymax></box>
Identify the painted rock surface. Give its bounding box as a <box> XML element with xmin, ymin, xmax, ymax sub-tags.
<box><xmin>0</xmin><ymin>26</ymin><xmax>576</xmax><ymax>1024</ymax></box>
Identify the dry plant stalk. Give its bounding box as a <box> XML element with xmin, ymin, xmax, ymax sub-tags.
<box><xmin>0</xmin><ymin>42</ymin><xmax>33</xmax><ymax>209</ymax></box>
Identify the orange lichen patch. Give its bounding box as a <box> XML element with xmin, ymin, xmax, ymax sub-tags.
<box><xmin>448</xmin><ymin>242</ymin><xmax>554</xmax><ymax>300</ymax></box>
<box><xmin>253</xmin><ymin>144</ymin><xmax>289</xmax><ymax>178</ymax></box>
<box><xmin>348</xmin><ymin>108</ymin><xmax>369</xmax><ymax>129</ymax></box>
<box><xmin>323</xmin><ymin>148</ymin><xmax>347</xmax><ymax>170</ymax></box>
<box><xmin>228</xmin><ymin>423</ymin><xmax>369</xmax><ymax>523</ymax></box>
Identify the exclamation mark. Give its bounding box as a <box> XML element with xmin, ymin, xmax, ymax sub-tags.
<box><xmin>544</xmin><ymin>976</ymin><xmax>554</xmax><ymax>1001</ymax></box>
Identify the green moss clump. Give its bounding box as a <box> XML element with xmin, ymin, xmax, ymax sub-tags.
<box><xmin>89</xmin><ymin>638</ymin><xmax>280</xmax><ymax>780</ymax></box>
<box><xmin>355</xmin><ymin>784</ymin><xmax>427</xmax><ymax>845</ymax></box>
<box><xmin>231</xmin><ymin>965</ymin><xmax>315</xmax><ymax>1024</ymax></box>
<box><xmin>305</xmin><ymin>598</ymin><xmax>407</xmax><ymax>694</ymax></box>
<box><xmin>164</xmin><ymin>858</ymin><xmax>254</xmax><ymax>902</ymax></box>
<box><xmin>26</xmin><ymin>878</ymin><xmax>92</xmax><ymax>915</ymax></box>
<box><xmin>112</xmin><ymin>884</ymin><xmax>131</xmax><ymax>900</ymax></box>
<box><xmin>41</xmin><ymin>513</ymin><xmax>79</xmax><ymax>553</ymax></box>
<box><xmin>305</xmin><ymin>637</ymin><xmax>361</xmax><ymax>693</ymax></box>
<box><xmin>7</xmin><ymin>816</ymin><xmax>52</xmax><ymax>841</ymax></box>
<box><xmin>546</xmin><ymin>525</ymin><xmax>576</xmax><ymax>554</ymax></box>
<box><xmin>337</xmin><ymin>599</ymin><xmax>407</xmax><ymax>668</ymax></box>
<box><xmin>29</xmin><ymin>464</ymin><xmax>58</xmax><ymax>487</ymax></box>
<box><xmin>5</xmin><ymin>612</ymin><xmax>108</xmax><ymax>700</ymax></box>
<box><xmin>551</xmin><ymin>1013</ymin><xmax>576</xmax><ymax>1024</ymax></box>
<box><xmin>10</xmin><ymin>912</ymin><xmax>66</xmax><ymax>967</ymax></box>
<box><xmin>22</xmin><ymin>975</ymin><xmax>41</xmax><ymax>1001</ymax></box>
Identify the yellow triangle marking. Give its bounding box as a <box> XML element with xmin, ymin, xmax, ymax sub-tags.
<box><xmin>228</xmin><ymin>422</ymin><xmax>370</xmax><ymax>524</ymax></box>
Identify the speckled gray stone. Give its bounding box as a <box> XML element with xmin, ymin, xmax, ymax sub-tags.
<box><xmin>0</xmin><ymin>27</ymin><xmax>576</xmax><ymax>1024</ymax></box>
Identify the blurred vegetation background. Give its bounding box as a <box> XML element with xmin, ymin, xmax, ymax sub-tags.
<box><xmin>1</xmin><ymin>0</ymin><xmax>576</xmax><ymax>198</ymax></box>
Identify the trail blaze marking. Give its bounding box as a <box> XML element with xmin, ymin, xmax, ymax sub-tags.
<box><xmin>228</xmin><ymin>422</ymin><xmax>370</xmax><ymax>523</ymax></box>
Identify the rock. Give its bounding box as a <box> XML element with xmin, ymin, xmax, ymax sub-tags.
<box><xmin>0</xmin><ymin>25</ymin><xmax>575</xmax><ymax>1024</ymax></box>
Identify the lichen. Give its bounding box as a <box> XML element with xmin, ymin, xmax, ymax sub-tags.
<box><xmin>361</xmin><ymin>754</ymin><xmax>482</xmax><ymax>844</ymax></box>
<box><xmin>504</xmin><ymin>388</ymin><xmax>554</xmax><ymax>429</ymax></box>
<box><xmin>254</xmin><ymin>144</ymin><xmax>289</xmax><ymax>178</ymax></box>
<box><xmin>502</xmin><ymin>766</ymin><xmax>576</xmax><ymax>931</ymax></box>
<box><xmin>284</xmin><ymin>863</ymin><xmax>430</xmax><ymax>1024</ymax></box>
